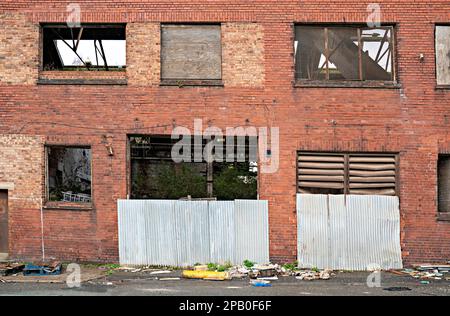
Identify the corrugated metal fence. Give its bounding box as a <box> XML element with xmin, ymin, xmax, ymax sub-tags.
<box><xmin>118</xmin><ymin>199</ymin><xmax>269</xmax><ymax>266</ymax></box>
<box><xmin>297</xmin><ymin>194</ymin><xmax>403</xmax><ymax>271</ymax></box>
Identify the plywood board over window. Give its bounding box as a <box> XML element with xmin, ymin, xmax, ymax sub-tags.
<box><xmin>298</xmin><ymin>152</ymin><xmax>398</xmax><ymax>196</ymax></box>
<box><xmin>161</xmin><ymin>24</ymin><xmax>222</xmax><ymax>81</ymax></box>
<box><xmin>436</xmin><ymin>26</ymin><xmax>450</xmax><ymax>86</ymax></box>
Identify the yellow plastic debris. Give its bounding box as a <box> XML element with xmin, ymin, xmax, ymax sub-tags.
<box><xmin>182</xmin><ymin>270</ymin><xmax>231</xmax><ymax>280</ymax></box>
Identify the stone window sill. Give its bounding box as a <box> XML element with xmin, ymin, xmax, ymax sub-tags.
<box><xmin>436</xmin><ymin>85</ymin><xmax>450</xmax><ymax>90</ymax></box>
<box><xmin>160</xmin><ymin>79</ymin><xmax>224</xmax><ymax>87</ymax></box>
<box><xmin>437</xmin><ymin>212</ymin><xmax>450</xmax><ymax>222</ymax></box>
<box><xmin>44</xmin><ymin>201</ymin><xmax>93</xmax><ymax>211</ymax></box>
<box><xmin>37</xmin><ymin>70</ymin><xmax>127</xmax><ymax>85</ymax></box>
<box><xmin>294</xmin><ymin>80</ymin><xmax>401</xmax><ymax>89</ymax></box>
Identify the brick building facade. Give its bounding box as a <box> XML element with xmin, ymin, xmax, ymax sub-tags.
<box><xmin>0</xmin><ymin>1</ymin><xmax>449</xmax><ymax>265</ymax></box>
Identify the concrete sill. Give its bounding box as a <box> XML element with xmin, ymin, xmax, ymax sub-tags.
<box><xmin>294</xmin><ymin>80</ymin><xmax>401</xmax><ymax>89</ymax></box>
<box><xmin>160</xmin><ymin>79</ymin><xmax>224</xmax><ymax>87</ymax></box>
<box><xmin>37</xmin><ymin>78</ymin><xmax>127</xmax><ymax>85</ymax></box>
<box><xmin>437</xmin><ymin>213</ymin><xmax>450</xmax><ymax>222</ymax></box>
<box><xmin>436</xmin><ymin>85</ymin><xmax>450</xmax><ymax>90</ymax></box>
<box><xmin>43</xmin><ymin>202</ymin><xmax>93</xmax><ymax>211</ymax></box>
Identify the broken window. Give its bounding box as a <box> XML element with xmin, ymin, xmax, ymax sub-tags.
<box><xmin>129</xmin><ymin>135</ymin><xmax>257</xmax><ymax>200</ymax></box>
<box><xmin>436</xmin><ymin>26</ymin><xmax>450</xmax><ymax>86</ymax></box>
<box><xmin>295</xmin><ymin>25</ymin><xmax>395</xmax><ymax>81</ymax></box>
<box><xmin>298</xmin><ymin>152</ymin><xmax>397</xmax><ymax>195</ymax></box>
<box><xmin>46</xmin><ymin>146</ymin><xmax>92</xmax><ymax>203</ymax></box>
<box><xmin>161</xmin><ymin>24</ymin><xmax>222</xmax><ymax>81</ymax></box>
<box><xmin>42</xmin><ymin>24</ymin><xmax>126</xmax><ymax>71</ymax></box>
<box><xmin>438</xmin><ymin>155</ymin><xmax>450</xmax><ymax>213</ymax></box>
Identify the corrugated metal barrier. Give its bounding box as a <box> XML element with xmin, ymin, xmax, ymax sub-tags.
<box><xmin>297</xmin><ymin>194</ymin><xmax>403</xmax><ymax>271</ymax></box>
<box><xmin>118</xmin><ymin>199</ymin><xmax>269</xmax><ymax>266</ymax></box>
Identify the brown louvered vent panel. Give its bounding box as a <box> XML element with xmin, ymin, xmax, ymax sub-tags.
<box><xmin>298</xmin><ymin>152</ymin><xmax>398</xmax><ymax>196</ymax></box>
<box><xmin>298</xmin><ymin>153</ymin><xmax>345</xmax><ymax>194</ymax></box>
<box><xmin>348</xmin><ymin>155</ymin><xmax>397</xmax><ymax>196</ymax></box>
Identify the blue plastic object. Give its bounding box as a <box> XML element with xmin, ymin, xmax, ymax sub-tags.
<box><xmin>23</xmin><ymin>264</ymin><xmax>62</xmax><ymax>276</ymax></box>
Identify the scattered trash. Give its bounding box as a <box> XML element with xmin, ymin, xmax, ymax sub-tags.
<box><xmin>257</xmin><ymin>276</ymin><xmax>278</xmax><ymax>281</ymax></box>
<box><xmin>159</xmin><ymin>277</ymin><xmax>181</xmax><ymax>281</ymax></box>
<box><xmin>295</xmin><ymin>269</ymin><xmax>334</xmax><ymax>281</ymax></box>
<box><xmin>420</xmin><ymin>280</ymin><xmax>430</xmax><ymax>285</ymax></box>
<box><xmin>390</xmin><ymin>264</ymin><xmax>450</xmax><ymax>281</ymax></box>
<box><xmin>23</xmin><ymin>262</ymin><xmax>62</xmax><ymax>276</ymax></box>
<box><xmin>149</xmin><ymin>270</ymin><xmax>172</xmax><ymax>275</ymax></box>
<box><xmin>383</xmin><ymin>287</ymin><xmax>412</xmax><ymax>292</ymax></box>
<box><xmin>250</xmin><ymin>280</ymin><xmax>272</xmax><ymax>287</ymax></box>
<box><xmin>182</xmin><ymin>270</ymin><xmax>231</xmax><ymax>281</ymax></box>
<box><xmin>194</xmin><ymin>265</ymin><xmax>208</xmax><ymax>271</ymax></box>
<box><xmin>0</xmin><ymin>263</ymin><xmax>25</xmax><ymax>276</ymax></box>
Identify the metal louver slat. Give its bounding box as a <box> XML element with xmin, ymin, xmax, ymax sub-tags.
<box><xmin>297</xmin><ymin>153</ymin><xmax>346</xmax><ymax>193</ymax></box>
<box><xmin>348</xmin><ymin>154</ymin><xmax>397</xmax><ymax>195</ymax></box>
<box><xmin>298</xmin><ymin>152</ymin><xmax>398</xmax><ymax>196</ymax></box>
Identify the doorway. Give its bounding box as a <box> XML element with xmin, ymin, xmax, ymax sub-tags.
<box><xmin>0</xmin><ymin>190</ymin><xmax>8</xmax><ymax>256</ymax></box>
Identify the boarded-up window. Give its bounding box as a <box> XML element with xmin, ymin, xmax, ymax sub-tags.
<box><xmin>438</xmin><ymin>155</ymin><xmax>450</xmax><ymax>212</ymax></box>
<box><xmin>298</xmin><ymin>152</ymin><xmax>398</xmax><ymax>196</ymax></box>
<box><xmin>436</xmin><ymin>26</ymin><xmax>450</xmax><ymax>86</ymax></box>
<box><xmin>161</xmin><ymin>24</ymin><xmax>222</xmax><ymax>80</ymax></box>
<box><xmin>295</xmin><ymin>25</ymin><xmax>395</xmax><ymax>81</ymax></box>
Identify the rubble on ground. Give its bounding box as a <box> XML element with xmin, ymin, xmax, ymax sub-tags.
<box><xmin>113</xmin><ymin>261</ymin><xmax>337</xmax><ymax>283</ymax></box>
<box><xmin>389</xmin><ymin>264</ymin><xmax>450</xmax><ymax>281</ymax></box>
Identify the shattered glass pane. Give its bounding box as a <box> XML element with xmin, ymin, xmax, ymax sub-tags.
<box><xmin>47</xmin><ymin>147</ymin><xmax>92</xmax><ymax>203</ymax></box>
<box><xmin>295</xmin><ymin>26</ymin><xmax>327</xmax><ymax>80</ymax></box>
<box><xmin>327</xmin><ymin>27</ymin><xmax>360</xmax><ymax>80</ymax></box>
<box><xmin>361</xmin><ymin>28</ymin><xmax>393</xmax><ymax>81</ymax></box>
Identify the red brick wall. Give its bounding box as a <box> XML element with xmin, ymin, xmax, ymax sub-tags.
<box><xmin>0</xmin><ymin>1</ymin><xmax>449</xmax><ymax>265</ymax></box>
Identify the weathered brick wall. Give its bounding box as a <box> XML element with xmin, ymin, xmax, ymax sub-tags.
<box><xmin>222</xmin><ymin>23</ymin><xmax>265</xmax><ymax>87</ymax></box>
<box><xmin>0</xmin><ymin>1</ymin><xmax>449</xmax><ymax>265</ymax></box>
<box><xmin>0</xmin><ymin>135</ymin><xmax>43</xmax><ymax>259</ymax></box>
<box><xmin>0</xmin><ymin>13</ymin><xmax>39</xmax><ymax>85</ymax></box>
<box><xmin>127</xmin><ymin>22</ymin><xmax>160</xmax><ymax>86</ymax></box>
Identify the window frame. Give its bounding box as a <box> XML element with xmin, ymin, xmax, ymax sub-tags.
<box><xmin>159</xmin><ymin>23</ymin><xmax>224</xmax><ymax>87</ymax></box>
<box><xmin>437</xmin><ymin>154</ymin><xmax>450</xmax><ymax>221</ymax></box>
<box><xmin>435</xmin><ymin>24</ymin><xmax>450</xmax><ymax>89</ymax></box>
<box><xmin>40</xmin><ymin>23</ymin><xmax>127</xmax><ymax>72</ymax></box>
<box><xmin>44</xmin><ymin>145</ymin><xmax>93</xmax><ymax>210</ymax></box>
<box><xmin>294</xmin><ymin>23</ymin><xmax>399</xmax><ymax>88</ymax></box>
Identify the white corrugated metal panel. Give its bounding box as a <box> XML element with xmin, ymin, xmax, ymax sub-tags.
<box><xmin>329</xmin><ymin>195</ymin><xmax>347</xmax><ymax>270</ymax></box>
<box><xmin>175</xmin><ymin>201</ymin><xmax>210</xmax><ymax>267</ymax></box>
<box><xmin>118</xmin><ymin>199</ymin><xmax>269</xmax><ymax>266</ymax></box>
<box><xmin>234</xmin><ymin>200</ymin><xmax>270</xmax><ymax>265</ymax></box>
<box><xmin>297</xmin><ymin>194</ymin><xmax>330</xmax><ymax>269</ymax></box>
<box><xmin>297</xmin><ymin>194</ymin><xmax>402</xmax><ymax>271</ymax></box>
<box><xmin>209</xmin><ymin>201</ymin><xmax>235</xmax><ymax>264</ymax></box>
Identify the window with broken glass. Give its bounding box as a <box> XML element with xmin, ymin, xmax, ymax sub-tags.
<box><xmin>295</xmin><ymin>25</ymin><xmax>395</xmax><ymax>83</ymax></box>
<box><xmin>46</xmin><ymin>146</ymin><xmax>92</xmax><ymax>203</ymax></box>
<box><xmin>41</xmin><ymin>24</ymin><xmax>126</xmax><ymax>71</ymax></box>
<box><xmin>129</xmin><ymin>135</ymin><xmax>257</xmax><ymax>200</ymax></box>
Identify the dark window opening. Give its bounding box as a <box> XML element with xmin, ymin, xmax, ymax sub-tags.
<box><xmin>42</xmin><ymin>24</ymin><xmax>126</xmax><ymax>71</ymax></box>
<box><xmin>161</xmin><ymin>24</ymin><xmax>222</xmax><ymax>81</ymax></box>
<box><xmin>295</xmin><ymin>25</ymin><xmax>395</xmax><ymax>82</ymax></box>
<box><xmin>298</xmin><ymin>152</ymin><xmax>398</xmax><ymax>196</ymax></box>
<box><xmin>438</xmin><ymin>155</ymin><xmax>450</xmax><ymax>213</ymax></box>
<box><xmin>46</xmin><ymin>146</ymin><xmax>92</xmax><ymax>203</ymax></box>
<box><xmin>130</xmin><ymin>135</ymin><xmax>257</xmax><ymax>200</ymax></box>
